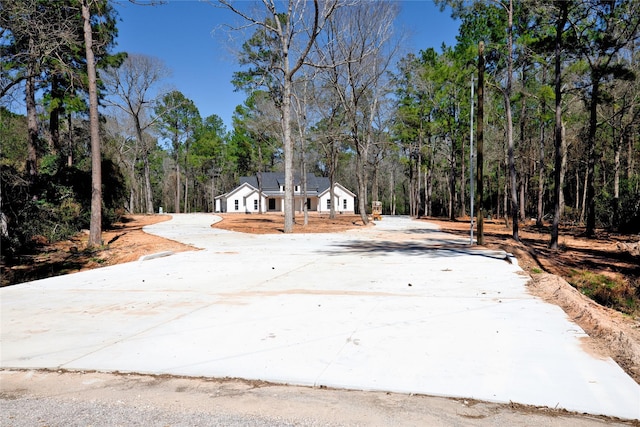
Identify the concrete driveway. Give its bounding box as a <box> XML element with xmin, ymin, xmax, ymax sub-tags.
<box><xmin>1</xmin><ymin>214</ymin><xmax>638</xmax><ymax>420</ymax></box>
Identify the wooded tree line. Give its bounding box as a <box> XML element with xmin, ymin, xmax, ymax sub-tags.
<box><xmin>1</xmin><ymin>0</ymin><xmax>639</xmax><ymax>257</ymax></box>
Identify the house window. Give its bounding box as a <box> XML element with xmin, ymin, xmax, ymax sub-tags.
<box><xmin>327</xmin><ymin>199</ymin><xmax>331</xmax><ymax>209</ymax></box>
<box><xmin>343</xmin><ymin>199</ymin><xmax>347</xmax><ymax>209</ymax></box>
<box><xmin>234</xmin><ymin>200</ymin><xmax>239</xmax><ymax>211</ymax></box>
<box><xmin>254</xmin><ymin>199</ymin><xmax>258</xmax><ymax>210</ymax></box>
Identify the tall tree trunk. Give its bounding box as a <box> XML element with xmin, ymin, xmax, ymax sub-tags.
<box><xmin>174</xmin><ymin>133</ymin><xmax>180</xmax><ymax>213</ymax></box>
<box><xmin>283</xmin><ymin>74</ymin><xmax>295</xmax><ymax>232</ymax></box>
<box><xmin>503</xmin><ymin>150</ymin><xmax>509</xmax><ymax>228</ymax></box>
<box><xmin>83</xmin><ymin>0</ymin><xmax>102</xmax><ymax>247</ymax></box>
<box><xmin>26</xmin><ymin>60</ymin><xmax>38</xmax><ymax>179</ymax></box>
<box><xmin>580</xmin><ymin>168</ymin><xmax>588</xmax><ymax>223</ymax></box>
<box><xmin>460</xmin><ymin>135</ymin><xmax>466</xmax><ymax>218</ymax></box>
<box><xmin>476</xmin><ymin>41</ymin><xmax>485</xmax><ymax>244</ymax></box>
<box><xmin>551</xmin><ymin>1</ymin><xmax>568</xmax><ymax>249</ymax></box>
<box><xmin>355</xmin><ymin>141</ymin><xmax>369</xmax><ymax>224</ymax></box>
<box><xmin>536</xmin><ymin>109</ymin><xmax>545</xmax><ymax>227</ymax></box>
<box><xmin>67</xmin><ymin>113</ymin><xmax>73</xmax><ymax>167</ymax></box>
<box><xmin>519</xmin><ymin>180</ymin><xmax>526</xmax><ymax>221</ymax></box>
<box><xmin>257</xmin><ymin>146</ymin><xmax>264</xmax><ymax>213</ymax></box>
<box><xmin>410</xmin><ymin>150</ymin><xmax>419</xmax><ymax>217</ymax></box>
<box><xmin>175</xmin><ymin>162</ymin><xmax>181</xmax><ymax>213</ymax></box>
<box><xmin>49</xmin><ymin>74</ymin><xmax>61</xmax><ymax>154</ymax></box>
<box><xmin>371</xmin><ymin>161</ymin><xmax>379</xmax><ymax>209</ymax></box>
<box><xmin>613</xmin><ymin>131</ymin><xmax>621</xmax><ymax>229</ymax></box>
<box><xmin>559</xmin><ymin>124</ymin><xmax>567</xmax><ymax>216</ymax></box>
<box><xmin>426</xmin><ymin>150</ymin><xmax>434</xmax><ymax>217</ymax></box>
<box><xmin>417</xmin><ymin>150</ymin><xmax>422</xmax><ymax>217</ymax></box>
<box><xmin>505</xmin><ymin>94</ymin><xmax>518</xmax><ymax>238</ymax></box>
<box><xmin>496</xmin><ymin>161</ymin><xmax>501</xmax><ymax>219</ymax></box>
<box><xmin>449</xmin><ymin>137</ymin><xmax>457</xmax><ymax>221</ymax></box>
<box><xmin>585</xmin><ymin>71</ymin><xmax>600</xmax><ymax>237</ymax></box>
<box><xmin>301</xmin><ymin>139</ymin><xmax>308</xmax><ymax>225</ymax></box>
<box><xmin>142</xmin><ymin>150</ymin><xmax>153</xmax><ymax>214</ymax></box>
<box><xmin>183</xmin><ymin>144</ymin><xmax>189</xmax><ymax>213</ymax></box>
<box><xmin>136</xmin><ymin>118</ymin><xmax>153</xmax><ymax>214</ymax></box>
<box><xmin>575</xmin><ymin>168</ymin><xmax>579</xmax><ymax>212</ymax></box>
<box><xmin>519</xmin><ymin>69</ymin><xmax>527</xmax><ymax>223</ymax></box>
<box><xmin>390</xmin><ymin>170</ymin><xmax>396</xmax><ymax>215</ymax></box>
<box><xmin>627</xmin><ymin>128</ymin><xmax>634</xmax><ymax>180</ymax></box>
<box><xmin>329</xmin><ymin>139</ymin><xmax>337</xmax><ymax>219</ymax></box>
<box><xmin>184</xmin><ymin>170</ymin><xmax>189</xmax><ymax>213</ymax></box>
<box><xmin>504</xmin><ymin>0</ymin><xmax>518</xmax><ymax>241</ymax></box>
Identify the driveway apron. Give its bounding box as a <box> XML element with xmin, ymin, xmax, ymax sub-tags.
<box><xmin>2</xmin><ymin>214</ymin><xmax>639</xmax><ymax>420</ymax></box>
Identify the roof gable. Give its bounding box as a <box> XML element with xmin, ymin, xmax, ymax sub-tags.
<box><xmin>318</xmin><ymin>182</ymin><xmax>356</xmax><ymax>198</ymax></box>
<box><xmin>225</xmin><ymin>181</ymin><xmax>260</xmax><ymax>198</ymax></box>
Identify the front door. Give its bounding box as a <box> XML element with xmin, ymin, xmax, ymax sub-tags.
<box><xmin>268</xmin><ymin>198</ymin><xmax>276</xmax><ymax>211</ymax></box>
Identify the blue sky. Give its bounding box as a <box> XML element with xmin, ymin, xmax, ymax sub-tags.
<box><xmin>114</xmin><ymin>1</ymin><xmax>460</xmax><ymax>130</ymax></box>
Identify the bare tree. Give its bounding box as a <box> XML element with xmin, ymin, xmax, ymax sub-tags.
<box><xmin>291</xmin><ymin>75</ymin><xmax>314</xmax><ymax>225</ymax></box>
<box><xmin>102</xmin><ymin>53</ymin><xmax>170</xmax><ymax>214</ymax></box>
<box><xmin>219</xmin><ymin>0</ymin><xmax>339</xmax><ymax>232</ymax></box>
<box><xmin>103</xmin><ymin>113</ymin><xmax>139</xmax><ymax>212</ymax></box>
<box><xmin>320</xmin><ymin>1</ymin><xmax>399</xmax><ymax>224</ymax></box>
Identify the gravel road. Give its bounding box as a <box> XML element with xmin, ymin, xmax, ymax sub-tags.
<box><xmin>1</xmin><ymin>370</ymin><xmax>633</xmax><ymax>427</ymax></box>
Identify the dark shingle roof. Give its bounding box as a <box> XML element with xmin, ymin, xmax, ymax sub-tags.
<box><xmin>239</xmin><ymin>172</ymin><xmax>331</xmax><ymax>194</ymax></box>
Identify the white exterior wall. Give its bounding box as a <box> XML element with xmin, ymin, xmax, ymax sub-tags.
<box><xmin>318</xmin><ymin>185</ymin><xmax>355</xmax><ymax>213</ymax></box>
<box><xmin>223</xmin><ymin>182</ymin><xmax>354</xmax><ymax>214</ymax></box>
<box><xmin>226</xmin><ymin>184</ymin><xmax>266</xmax><ymax>213</ymax></box>
<box><xmin>244</xmin><ymin>192</ymin><xmax>267</xmax><ymax>213</ymax></box>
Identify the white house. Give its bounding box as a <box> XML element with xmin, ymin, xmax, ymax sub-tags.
<box><xmin>215</xmin><ymin>172</ymin><xmax>356</xmax><ymax>214</ymax></box>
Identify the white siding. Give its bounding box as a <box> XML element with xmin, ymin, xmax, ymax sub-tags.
<box><xmin>223</xmin><ymin>182</ymin><xmax>354</xmax><ymax>214</ymax></box>
<box><xmin>318</xmin><ymin>185</ymin><xmax>355</xmax><ymax>213</ymax></box>
<box><xmin>226</xmin><ymin>184</ymin><xmax>265</xmax><ymax>213</ymax></box>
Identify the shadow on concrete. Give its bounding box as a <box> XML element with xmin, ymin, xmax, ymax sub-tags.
<box><xmin>389</xmin><ymin>228</ymin><xmax>454</xmax><ymax>235</ymax></box>
<box><xmin>320</xmin><ymin>239</ymin><xmax>511</xmax><ymax>262</ymax></box>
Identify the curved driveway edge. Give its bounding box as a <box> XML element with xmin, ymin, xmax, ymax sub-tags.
<box><xmin>2</xmin><ymin>214</ymin><xmax>639</xmax><ymax>420</ymax></box>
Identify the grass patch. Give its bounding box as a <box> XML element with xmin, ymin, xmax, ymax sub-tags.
<box><xmin>568</xmin><ymin>269</ymin><xmax>638</xmax><ymax>316</ymax></box>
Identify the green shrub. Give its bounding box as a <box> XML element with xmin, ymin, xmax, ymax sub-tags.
<box><xmin>568</xmin><ymin>269</ymin><xmax>638</xmax><ymax>316</ymax></box>
<box><xmin>1</xmin><ymin>157</ymin><xmax>127</xmax><ymax>261</ymax></box>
